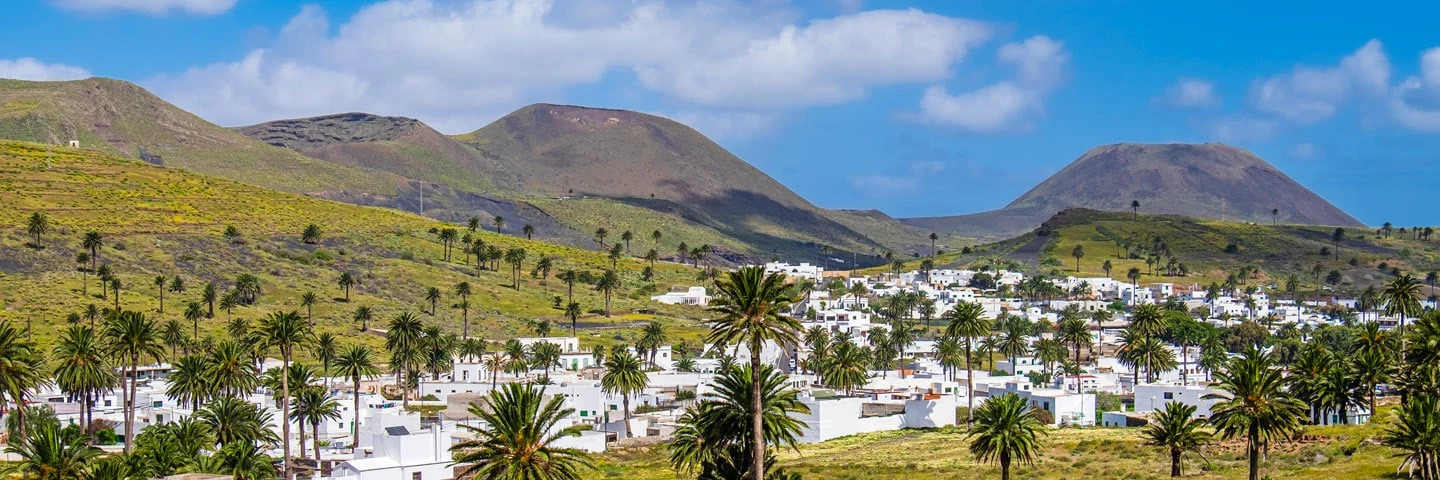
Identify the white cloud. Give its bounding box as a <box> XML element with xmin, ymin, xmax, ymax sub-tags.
<box><xmin>146</xmin><ymin>1</ymin><xmax>997</xmax><ymax>133</ymax></box>
<box><xmin>1208</xmin><ymin>116</ymin><xmax>1281</xmax><ymax>142</ymax></box>
<box><xmin>908</xmin><ymin>36</ymin><xmax>1067</xmax><ymax>132</ymax></box>
<box><xmin>1388</xmin><ymin>46</ymin><xmax>1440</xmax><ymax>131</ymax></box>
<box><xmin>633</xmin><ymin>9</ymin><xmax>993</xmax><ymax>108</ymax></box>
<box><xmin>997</xmin><ymin>35</ymin><xmax>1067</xmax><ymax>90</ymax></box>
<box><xmin>912</xmin><ymin>82</ymin><xmax>1041</xmax><ymax>132</ymax></box>
<box><xmin>0</xmin><ymin>58</ymin><xmax>91</xmax><ymax>81</ymax></box>
<box><xmin>1288</xmin><ymin>142</ymin><xmax>1320</xmax><ymax>159</ymax></box>
<box><xmin>1155</xmin><ymin>78</ymin><xmax>1218</xmax><ymax>108</ymax></box>
<box><xmin>51</xmin><ymin>0</ymin><xmax>237</xmax><ymax>15</ymax></box>
<box><xmin>1247</xmin><ymin>39</ymin><xmax>1388</xmax><ymax>124</ymax></box>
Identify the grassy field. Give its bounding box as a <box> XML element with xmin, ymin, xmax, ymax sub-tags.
<box><xmin>0</xmin><ymin>140</ymin><xmax>712</xmax><ymax>356</ymax></box>
<box><xmin>862</xmin><ymin>209</ymin><xmax>1440</xmax><ymax>295</ymax></box>
<box><xmin>587</xmin><ymin>407</ymin><xmax>1403</xmax><ymax>480</ymax></box>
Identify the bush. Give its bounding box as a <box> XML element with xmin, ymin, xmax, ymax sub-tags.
<box><xmin>420</xmin><ymin>394</ymin><xmax>439</xmax><ymax>401</ymax></box>
<box><xmin>1031</xmin><ymin>407</ymin><xmax>1054</xmax><ymax>425</ymax></box>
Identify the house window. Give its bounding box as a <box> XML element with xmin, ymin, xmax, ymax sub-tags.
<box><xmin>104</xmin><ymin>400</ymin><xmax>112</xmax><ymax>407</ymax></box>
<box><xmin>412</xmin><ymin>473</ymin><xmax>422</xmax><ymax>480</ymax></box>
<box><xmin>1163</xmin><ymin>392</ymin><xmax>1174</xmax><ymax>400</ymax></box>
<box><xmin>153</xmin><ymin>401</ymin><xmax>163</xmax><ymax>408</ymax></box>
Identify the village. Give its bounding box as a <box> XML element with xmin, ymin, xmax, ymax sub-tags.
<box><xmin>12</xmin><ymin>259</ymin><xmax>1405</xmax><ymax>479</ymax></box>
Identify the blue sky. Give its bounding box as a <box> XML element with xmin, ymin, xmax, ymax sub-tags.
<box><xmin>4</xmin><ymin>0</ymin><xmax>1440</xmax><ymax>226</ymax></box>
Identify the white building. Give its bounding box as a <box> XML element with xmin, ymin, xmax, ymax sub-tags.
<box><xmin>994</xmin><ymin>381</ymin><xmax>1096</xmax><ymax>427</ymax></box>
<box><xmin>793</xmin><ymin>392</ymin><xmax>956</xmax><ymax>443</ymax></box>
<box><xmin>764</xmin><ymin>262</ymin><xmax>824</xmax><ymax>282</ymax></box>
<box><xmin>329</xmin><ymin>416</ymin><xmax>455</xmax><ymax>480</ymax></box>
<box><xmin>651</xmin><ymin>287</ymin><xmax>710</xmax><ymax>306</ymax></box>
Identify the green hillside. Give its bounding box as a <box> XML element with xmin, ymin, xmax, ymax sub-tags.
<box><xmin>589</xmin><ymin>408</ymin><xmax>1399</xmax><ymax>479</ymax></box>
<box><xmin>0</xmin><ymin>140</ymin><xmax>711</xmax><ymax>351</ymax></box>
<box><xmin>923</xmin><ymin>208</ymin><xmax>1438</xmax><ymax>294</ymax></box>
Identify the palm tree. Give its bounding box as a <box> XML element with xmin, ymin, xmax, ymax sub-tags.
<box><xmin>206</xmin><ymin>339</ymin><xmax>259</xmax><ymax>398</ymax></box>
<box><xmin>333</xmin><ymin>344</ymin><xmax>380</xmax><ymax>450</ymax></box>
<box><xmin>256</xmin><ymin>310</ymin><xmax>312</xmax><ymax>478</ymax></box>
<box><xmin>314</xmin><ymin>332</ymin><xmax>338</xmax><ymax>390</ymax></box>
<box><xmin>601</xmin><ymin>350</ymin><xmax>647</xmax><ymax>437</ymax></box>
<box><xmin>1383</xmin><ymin>394</ymin><xmax>1440</xmax><ymax>480</ymax></box>
<box><xmin>968</xmin><ymin>392</ymin><xmax>1046</xmax><ymax>480</ymax></box>
<box><xmin>468</xmin><ymin>217</ymin><xmax>481</xmax><ymax>232</ymax></box>
<box><xmin>945</xmin><ymin>302</ymin><xmax>989</xmax><ymax>424</ymax></box>
<box><xmin>521</xmin><ymin>223</ymin><xmax>535</xmax><ymax>239</ymax></box>
<box><xmin>301</xmin><ymin>291</ymin><xmax>318</xmax><ymax>324</ymax></box>
<box><xmin>668</xmin><ymin>364</ymin><xmax>809</xmax><ymax>478</ymax></box>
<box><xmin>505</xmin><ymin>248</ymin><xmax>527</xmax><ymax>290</ymax></box>
<box><xmin>1071</xmin><ymin>244</ymin><xmax>1084</xmax><ymax>272</ymax></box>
<box><xmin>302</xmin><ymin>223</ymin><xmax>322</xmax><ymax>244</ymax></box>
<box><xmin>292</xmin><ymin>387</ymin><xmax>342</xmax><ymax>461</ymax></box>
<box><xmin>595</xmin><ymin>270</ymin><xmax>620</xmax><ymax>317</ymax></box>
<box><xmin>154</xmin><ymin>275</ymin><xmax>168</xmax><ymax>313</ymax></box>
<box><xmin>103</xmin><ymin>310</ymin><xmax>166</xmax><ymax>453</ymax></box>
<box><xmin>706</xmin><ymin>266</ymin><xmax>801</xmax><ymax>480</ymax></box>
<box><xmin>450</xmin><ymin>382</ymin><xmax>595</xmax><ymax>479</ymax></box>
<box><xmin>202</xmin><ymin>282</ymin><xmax>217</xmax><ymax>318</ymax></box>
<box><xmin>565</xmin><ymin>302</ymin><xmax>582</xmax><ymax>335</ymax></box>
<box><xmin>639</xmin><ymin>320</ymin><xmax>667</xmax><ymax>368</ymax></box>
<box><xmin>1057</xmin><ymin>318</ymin><xmax>1090</xmax><ymax>391</ymax></box>
<box><xmin>184</xmin><ymin>301</ymin><xmax>204</xmax><ymax>339</ymax></box>
<box><xmin>168</xmin><ymin>354</ymin><xmax>209</xmax><ymax>412</ymax></box>
<box><xmin>25</xmin><ymin>211</ymin><xmax>51</xmax><ymax>248</ymax></box>
<box><xmin>1102</xmin><ymin>259</ymin><xmax>1113</xmax><ymax>278</ymax></box>
<box><xmin>83</xmin><ymin>230</ymin><xmax>103</xmax><ymax>272</ymax></box>
<box><xmin>353</xmin><ymin>305</ymin><xmax>372</xmax><ymax>332</ymax></box>
<box><xmin>1204</xmin><ymin>347</ymin><xmax>1306</xmax><ymax>480</ymax></box>
<box><xmin>110</xmin><ymin>276</ymin><xmax>122</xmax><ymax>311</ymax></box>
<box><xmin>338</xmin><ymin>272</ymin><xmax>355</xmax><ymax>302</ymax></box>
<box><xmin>1350</xmin><ymin>350</ymin><xmax>1389</xmax><ymax>416</ymax></box>
<box><xmin>0</xmin><ymin>321</ymin><xmax>48</xmax><ymax>444</ymax></box>
<box><xmin>96</xmin><ymin>264</ymin><xmax>111</xmax><ymax>300</ymax></box>
<box><xmin>425</xmin><ymin>286</ymin><xmax>442</xmax><ymax>315</ymax></box>
<box><xmin>1383</xmin><ymin>273</ymin><xmax>1424</xmax><ymax>347</ymax></box>
<box><xmin>1</xmin><ymin>417</ymin><xmax>101</xmax><ymax>479</ymax></box>
<box><xmin>52</xmin><ymin>324</ymin><xmax>115</xmax><ymax>442</ymax></box>
<box><xmin>1332</xmin><ymin>227</ymin><xmax>1345</xmax><ymax>260</ymax></box>
<box><xmin>621</xmin><ymin>230</ymin><xmax>634</xmax><ymax>252</ymax></box>
<box><xmin>196</xmin><ymin>395</ymin><xmax>279</xmax><ymax>448</ymax></box>
<box><xmin>162</xmin><ymin>318</ymin><xmax>187</xmax><ymax>358</ymax></box>
<box><xmin>1131</xmin><ymin>200</ymin><xmax>1141</xmax><ymax>218</ymax></box>
<box><xmin>385</xmin><ymin>312</ymin><xmax>425</xmax><ymax>407</ymax></box>
<box><xmin>493</xmin><ymin>215</ymin><xmax>506</xmax><ymax>233</ymax></box>
<box><xmin>1144</xmin><ymin>401</ymin><xmax>1211</xmax><ymax>477</ymax></box>
<box><xmin>233</xmin><ymin>274</ymin><xmax>262</xmax><ymax>304</ymax></box>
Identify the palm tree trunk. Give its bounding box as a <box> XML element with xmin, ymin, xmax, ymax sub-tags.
<box><xmin>751</xmin><ymin>338</ymin><xmax>766</xmax><ymax>480</ymax></box>
<box><xmin>298</xmin><ymin>416</ymin><xmax>308</xmax><ymax>460</ymax></box>
<box><xmin>1248</xmin><ymin>425</ymin><xmax>1260</xmax><ymax>480</ymax></box>
<box><xmin>1171</xmin><ymin>447</ymin><xmax>1182</xmax><ymax>476</ymax></box>
<box><xmin>622</xmin><ymin>394</ymin><xmax>632</xmax><ymax>438</ymax></box>
<box><xmin>313</xmin><ymin>420</ymin><xmax>322</xmax><ymax>464</ymax></box>
<box><xmin>352</xmin><ymin>378</ymin><xmax>362</xmax><ymax>450</ymax></box>
<box><xmin>965</xmin><ymin>341</ymin><xmax>974</xmax><ymax>426</ymax></box>
<box><xmin>281</xmin><ymin>352</ymin><xmax>292</xmax><ymax>480</ymax></box>
<box><xmin>1001</xmin><ymin>451</ymin><xmax>1011</xmax><ymax>480</ymax></box>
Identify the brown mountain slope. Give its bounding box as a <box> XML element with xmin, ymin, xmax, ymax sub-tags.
<box><xmin>903</xmin><ymin>143</ymin><xmax>1364</xmax><ymax>240</ymax></box>
<box><xmin>0</xmin><ymin>78</ymin><xmax>405</xmax><ymax>195</ymax></box>
<box><xmin>454</xmin><ymin>104</ymin><xmax>922</xmax><ymax>259</ymax></box>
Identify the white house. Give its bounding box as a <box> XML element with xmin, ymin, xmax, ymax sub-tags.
<box><xmin>793</xmin><ymin>392</ymin><xmax>955</xmax><ymax>443</ymax></box>
<box><xmin>651</xmin><ymin>287</ymin><xmax>710</xmax><ymax>306</ymax></box>
<box><xmin>994</xmin><ymin>381</ymin><xmax>1096</xmax><ymax>427</ymax></box>
<box><xmin>764</xmin><ymin>262</ymin><xmax>824</xmax><ymax>281</ymax></box>
<box><xmin>330</xmin><ymin>416</ymin><xmax>455</xmax><ymax>480</ymax></box>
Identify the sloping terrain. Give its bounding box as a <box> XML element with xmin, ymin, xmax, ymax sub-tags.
<box><xmin>904</xmin><ymin>143</ymin><xmax>1365</xmax><ymax>240</ymax></box>
<box><xmin>0</xmin><ymin>140</ymin><xmax>708</xmax><ymax>349</ymax></box>
<box><xmin>247</xmin><ymin>104</ymin><xmax>928</xmax><ymax>262</ymax></box>
<box><xmin>0</xmin><ymin>78</ymin><xmax>404</xmax><ymax>195</ymax></box>
<box><xmin>937</xmin><ymin>208</ymin><xmax>1436</xmax><ymax>292</ymax></box>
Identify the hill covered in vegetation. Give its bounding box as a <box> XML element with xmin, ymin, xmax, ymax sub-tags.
<box><xmin>934</xmin><ymin>208</ymin><xmax>1438</xmax><ymax>294</ymax></box>
<box><xmin>0</xmin><ymin>140</ymin><xmax>712</xmax><ymax>350</ymax></box>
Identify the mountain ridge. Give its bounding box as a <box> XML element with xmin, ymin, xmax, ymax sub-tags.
<box><xmin>902</xmin><ymin>142</ymin><xmax>1363</xmax><ymax>240</ymax></box>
